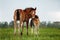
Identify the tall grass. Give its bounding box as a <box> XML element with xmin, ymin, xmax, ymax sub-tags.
<box><xmin>0</xmin><ymin>27</ymin><xmax>60</xmax><ymax>40</ymax></box>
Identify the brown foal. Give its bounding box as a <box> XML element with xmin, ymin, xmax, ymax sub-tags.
<box><xmin>13</xmin><ymin>7</ymin><xmax>36</xmax><ymax>35</ymax></box>
<box><xmin>30</xmin><ymin>15</ymin><xmax>40</xmax><ymax>35</ymax></box>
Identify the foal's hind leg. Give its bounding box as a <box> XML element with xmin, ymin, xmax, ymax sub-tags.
<box><xmin>14</xmin><ymin>20</ymin><xmax>17</xmax><ymax>35</ymax></box>
<box><xmin>20</xmin><ymin>22</ymin><xmax>23</xmax><ymax>35</ymax></box>
<box><xmin>17</xmin><ymin>21</ymin><xmax>20</xmax><ymax>35</ymax></box>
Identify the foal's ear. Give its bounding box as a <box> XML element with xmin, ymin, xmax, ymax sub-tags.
<box><xmin>35</xmin><ymin>7</ymin><xmax>37</xmax><ymax>10</ymax></box>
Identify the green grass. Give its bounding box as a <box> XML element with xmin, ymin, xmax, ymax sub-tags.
<box><xmin>0</xmin><ymin>27</ymin><xmax>60</xmax><ymax>40</ymax></box>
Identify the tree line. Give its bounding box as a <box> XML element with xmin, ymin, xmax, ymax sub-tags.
<box><xmin>0</xmin><ymin>21</ymin><xmax>60</xmax><ymax>28</ymax></box>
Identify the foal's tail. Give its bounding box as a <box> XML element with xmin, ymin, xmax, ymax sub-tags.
<box><xmin>13</xmin><ymin>9</ymin><xmax>22</xmax><ymax>20</ymax></box>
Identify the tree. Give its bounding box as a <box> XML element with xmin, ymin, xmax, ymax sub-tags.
<box><xmin>47</xmin><ymin>21</ymin><xmax>52</xmax><ymax>27</ymax></box>
<box><xmin>9</xmin><ymin>21</ymin><xmax>14</xmax><ymax>27</ymax></box>
<box><xmin>40</xmin><ymin>21</ymin><xmax>47</xmax><ymax>27</ymax></box>
<box><xmin>0</xmin><ymin>22</ymin><xmax>8</xmax><ymax>28</ymax></box>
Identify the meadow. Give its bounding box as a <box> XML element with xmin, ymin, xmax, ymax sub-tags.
<box><xmin>0</xmin><ymin>27</ymin><xmax>60</xmax><ymax>40</ymax></box>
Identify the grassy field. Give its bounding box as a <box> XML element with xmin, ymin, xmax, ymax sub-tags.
<box><xmin>0</xmin><ymin>27</ymin><xmax>60</xmax><ymax>40</ymax></box>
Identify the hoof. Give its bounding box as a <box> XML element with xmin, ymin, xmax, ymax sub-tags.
<box><xmin>21</xmin><ymin>32</ymin><xmax>23</xmax><ymax>35</ymax></box>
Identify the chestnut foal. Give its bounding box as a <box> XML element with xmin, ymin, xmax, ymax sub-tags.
<box><xmin>30</xmin><ymin>15</ymin><xmax>40</xmax><ymax>35</ymax></box>
<box><xmin>13</xmin><ymin>7</ymin><xmax>36</xmax><ymax>35</ymax></box>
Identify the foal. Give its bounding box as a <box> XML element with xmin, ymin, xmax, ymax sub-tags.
<box><xmin>30</xmin><ymin>15</ymin><xmax>40</xmax><ymax>35</ymax></box>
<box><xmin>13</xmin><ymin>7</ymin><xmax>36</xmax><ymax>35</ymax></box>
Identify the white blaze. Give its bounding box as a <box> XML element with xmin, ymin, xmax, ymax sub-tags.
<box><xmin>32</xmin><ymin>11</ymin><xmax>35</xmax><ymax>18</ymax></box>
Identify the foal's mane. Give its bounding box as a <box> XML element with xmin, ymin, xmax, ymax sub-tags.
<box><xmin>24</xmin><ymin>7</ymin><xmax>36</xmax><ymax>12</ymax></box>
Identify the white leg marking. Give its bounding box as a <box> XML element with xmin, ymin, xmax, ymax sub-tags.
<box><xmin>14</xmin><ymin>21</ymin><xmax>17</xmax><ymax>34</ymax></box>
<box><xmin>21</xmin><ymin>22</ymin><xmax>23</xmax><ymax>27</ymax></box>
<box><xmin>17</xmin><ymin>21</ymin><xmax>20</xmax><ymax>34</ymax></box>
<box><xmin>35</xmin><ymin>26</ymin><xmax>37</xmax><ymax>35</ymax></box>
<box><xmin>20</xmin><ymin>22</ymin><xmax>23</xmax><ymax>32</ymax></box>
<box><xmin>31</xmin><ymin>28</ymin><xmax>33</xmax><ymax>34</ymax></box>
<box><xmin>18</xmin><ymin>23</ymin><xmax>20</xmax><ymax>34</ymax></box>
<box><xmin>14</xmin><ymin>27</ymin><xmax>16</xmax><ymax>34</ymax></box>
<box><xmin>34</xmin><ymin>23</ymin><xmax>37</xmax><ymax>35</ymax></box>
<box><xmin>32</xmin><ymin>11</ymin><xmax>35</xmax><ymax>18</ymax></box>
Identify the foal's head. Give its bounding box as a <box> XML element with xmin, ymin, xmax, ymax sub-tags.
<box><xmin>28</xmin><ymin>7</ymin><xmax>37</xmax><ymax>18</ymax></box>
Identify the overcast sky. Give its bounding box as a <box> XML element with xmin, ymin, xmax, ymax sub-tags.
<box><xmin>0</xmin><ymin>0</ymin><xmax>60</xmax><ymax>22</ymax></box>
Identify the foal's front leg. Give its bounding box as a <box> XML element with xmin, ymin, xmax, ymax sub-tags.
<box><xmin>34</xmin><ymin>25</ymin><xmax>39</xmax><ymax>35</ymax></box>
<box><xmin>26</xmin><ymin>21</ymin><xmax>29</xmax><ymax>35</ymax></box>
<box><xmin>34</xmin><ymin>23</ymin><xmax>38</xmax><ymax>35</ymax></box>
<box><xmin>30</xmin><ymin>22</ymin><xmax>34</xmax><ymax>34</ymax></box>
